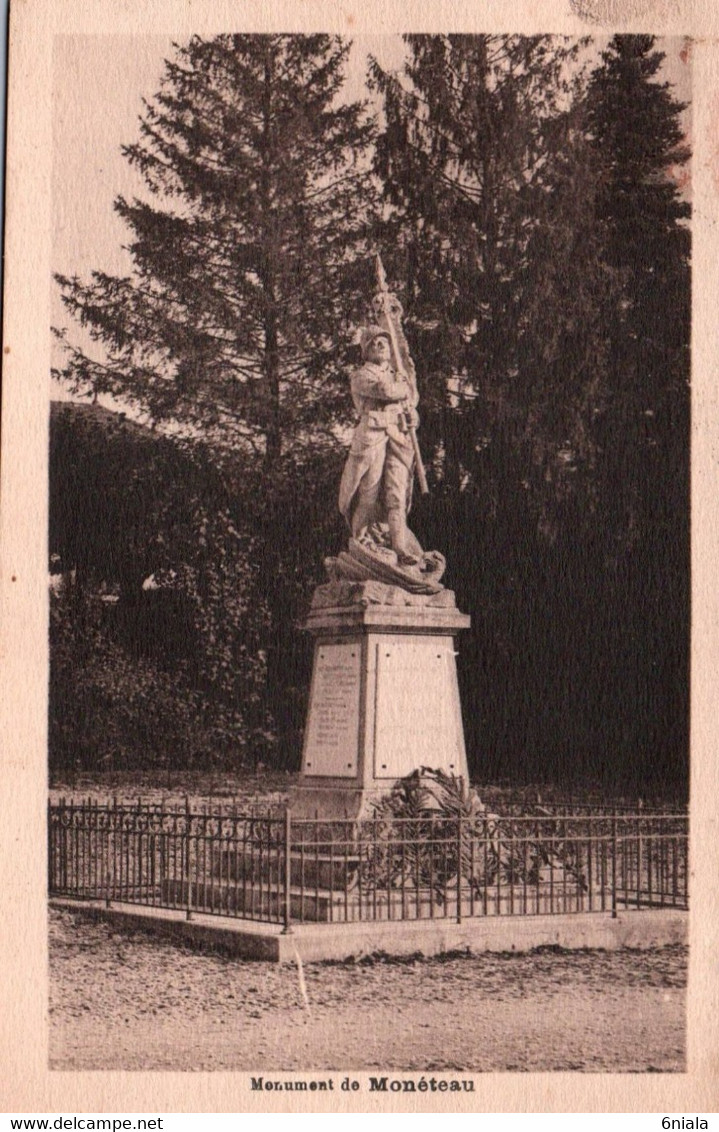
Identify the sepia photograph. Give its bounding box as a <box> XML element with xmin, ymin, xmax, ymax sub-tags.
<box><xmin>2</xmin><ymin>0</ymin><xmax>717</xmax><ymax>1115</ymax></box>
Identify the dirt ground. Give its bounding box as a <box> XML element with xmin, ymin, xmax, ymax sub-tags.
<box><xmin>48</xmin><ymin>907</ymin><xmax>686</xmax><ymax>1073</ymax></box>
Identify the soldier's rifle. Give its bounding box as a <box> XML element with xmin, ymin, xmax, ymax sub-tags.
<box><xmin>373</xmin><ymin>255</ymin><xmax>430</xmax><ymax>496</ymax></box>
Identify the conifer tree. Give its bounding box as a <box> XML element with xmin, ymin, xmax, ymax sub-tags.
<box><xmin>584</xmin><ymin>35</ymin><xmax>690</xmax><ymax>787</ymax></box>
<box><xmin>585</xmin><ymin>33</ymin><xmax>690</xmax><ymax>529</ymax></box>
<box><xmin>370</xmin><ymin>35</ymin><xmax>690</xmax><ymax>792</ymax></box>
<box><xmin>54</xmin><ymin>34</ymin><xmax>376</xmax><ymax>467</ymax></box>
<box><xmin>369</xmin><ymin>35</ymin><xmax>630</xmax><ymax>785</ymax></box>
<box><xmin>370</xmin><ymin>34</ymin><xmax>613</xmax><ymax>538</ymax></box>
<box><xmin>586</xmin><ymin>35</ymin><xmax>689</xmax><ymax>287</ymax></box>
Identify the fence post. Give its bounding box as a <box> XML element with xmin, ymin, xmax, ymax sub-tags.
<box><xmin>611</xmin><ymin>810</ymin><xmax>618</xmax><ymax>918</ymax></box>
<box><xmin>637</xmin><ymin>819</ymin><xmax>643</xmax><ymax>910</ymax></box>
<box><xmin>456</xmin><ymin>813</ymin><xmax>463</xmax><ymax>924</ymax></box>
<box><xmin>109</xmin><ymin>795</ymin><xmax>117</xmax><ymax>907</ymax></box>
<box><xmin>47</xmin><ymin>799</ymin><xmax>53</xmax><ymax>895</ymax></box>
<box><xmin>282</xmin><ymin>806</ymin><xmax>293</xmax><ymax>934</ymax></box>
<box><xmin>185</xmin><ymin>794</ymin><xmax>192</xmax><ymax>921</ymax></box>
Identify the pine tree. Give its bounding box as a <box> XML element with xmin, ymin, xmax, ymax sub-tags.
<box><xmin>584</xmin><ymin>35</ymin><xmax>691</xmax><ymax>790</ymax></box>
<box><xmin>586</xmin><ymin>35</ymin><xmax>689</xmax><ymax>282</ymax></box>
<box><xmin>585</xmin><ymin>35</ymin><xmax>690</xmax><ymax>459</ymax></box>
<box><xmin>369</xmin><ymin>35</ymin><xmax>634</xmax><ymax>786</ymax></box>
<box><xmin>370</xmin><ymin>35</ymin><xmax>612</xmax><ymax>538</ymax></box>
<box><xmin>54</xmin><ymin>34</ymin><xmax>376</xmax><ymax>466</ymax></box>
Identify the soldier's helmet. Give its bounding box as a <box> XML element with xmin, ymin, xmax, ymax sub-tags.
<box><xmin>359</xmin><ymin>325</ymin><xmax>391</xmax><ymax>359</ymax></box>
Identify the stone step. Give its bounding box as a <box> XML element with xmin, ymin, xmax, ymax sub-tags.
<box><xmin>161</xmin><ymin>878</ymin><xmax>345</xmax><ymax>923</ymax></box>
<box><xmin>210</xmin><ymin>847</ymin><xmax>360</xmax><ymax>891</ymax></box>
<box><xmin>160</xmin><ymin>878</ymin><xmax>594</xmax><ymax>924</ymax></box>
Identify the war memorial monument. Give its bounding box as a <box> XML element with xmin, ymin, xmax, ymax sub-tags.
<box><xmin>291</xmin><ymin>259</ymin><xmax>471</xmax><ymax>819</ymax></box>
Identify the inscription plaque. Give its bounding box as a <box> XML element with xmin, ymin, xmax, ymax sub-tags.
<box><xmin>303</xmin><ymin>643</ymin><xmax>361</xmax><ymax>777</ymax></box>
<box><xmin>374</xmin><ymin>640</ymin><xmax>460</xmax><ymax>778</ymax></box>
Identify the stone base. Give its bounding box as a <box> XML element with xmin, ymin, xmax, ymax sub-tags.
<box><xmin>51</xmin><ymin>899</ymin><xmax>689</xmax><ymax>963</ymax></box>
<box><xmin>289</xmin><ymin>783</ymin><xmax>392</xmax><ymax>822</ymax></box>
<box><xmin>310</xmin><ymin>579</ymin><xmax>457</xmax><ymax>611</ymax></box>
<box><xmin>292</xmin><ymin>586</ymin><xmax>471</xmax><ymax>822</ymax></box>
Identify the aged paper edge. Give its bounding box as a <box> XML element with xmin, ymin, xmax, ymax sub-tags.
<box><xmin>1</xmin><ymin>0</ymin><xmax>718</xmax><ymax>1114</ymax></box>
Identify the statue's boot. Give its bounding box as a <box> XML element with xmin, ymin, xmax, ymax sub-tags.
<box><xmin>388</xmin><ymin>508</ymin><xmax>421</xmax><ymax>566</ymax></box>
<box><xmin>350</xmin><ymin>496</ymin><xmax>377</xmax><ymax>541</ymax></box>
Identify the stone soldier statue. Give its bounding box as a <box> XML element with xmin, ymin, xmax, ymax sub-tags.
<box><xmin>338</xmin><ymin>324</ymin><xmax>423</xmax><ymax>567</ymax></box>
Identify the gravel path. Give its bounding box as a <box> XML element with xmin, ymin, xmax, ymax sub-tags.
<box><xmin>49</xmin><ymin>908</ymin><xmax>686</xmax><ymax>1073</ymax></box>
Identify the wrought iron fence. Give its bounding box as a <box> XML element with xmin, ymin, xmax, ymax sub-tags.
<box><xmin>48</xmin><ymin>799</ymin><xmax>688</xmax><ymax>928</ymax></box>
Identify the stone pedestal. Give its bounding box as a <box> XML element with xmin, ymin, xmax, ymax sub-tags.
<box><xmin>290</xmin><ymin>582</ymin><xmax>471</xmax><ymax>820</ymax></box>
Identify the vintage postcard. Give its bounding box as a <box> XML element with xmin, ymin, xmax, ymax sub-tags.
<box><xmin>2</xmin><ymin>0</ymin><xmax>718</xmax><ymax>1115</ymax></box>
